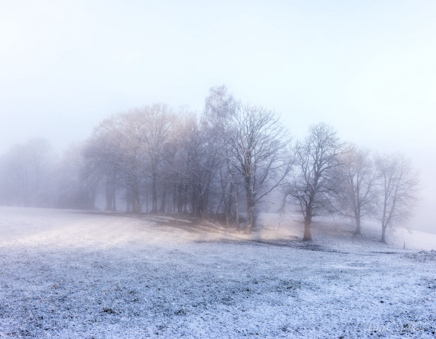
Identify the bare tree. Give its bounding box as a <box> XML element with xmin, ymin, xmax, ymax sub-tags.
<box><xmin>203</xmin><ymin>86</ymin><xmax>239</xmax><ymax>227</ymax></box>
<box><xmin>375</xmin><ymin>153</ymin><xmax>419</xmax><ymax>243</ymax></box>
<box><xmin>283</xmin><ymin>123</ymin><xmax>342</xmax><ymax>241</ymax></box>
<box><xmin>204</xmin><ymin>85</ymin><xmax>236</xmax><ymax>121</ymax></box>
<box><xmin>0</xmin><ymin>138</ymin><xmax>56</xmax><ymax>207</ymax></box>
<box><xmin>176</xmin><ymin>113</ymin><xmax>221</xmax><ymax>219</ymax></box>
<box><xmin>84</xmin><ymin>105</ymin><xmax>189</xmax><ymax>215</ymax></box>
<box><xmin>57</xmin><ymin>143</ymin><xmax>100</xmax><ymax>210</ymax></box>
<box><xmin>133</xmin><ymin>104</ymin><xmax>173</xmax><ymax>213</ymax></box>
<box><xmin>218</xmin><ymin>104</ymin><xmax>293</xmax><ymax>234</ymax></box>
<box><xmin>84</xmin><ymin>113</ymin><xmax>145</xmax><ymax>213</ymax></box>
<box><xmin>162</xmin><ymin>110</ymin><xmax>193</xmax><ymax>214</ymax></box>
<box><xmin>330</xmin><ymin>144</ymin><xmax>377</xmax><ymax>235</ymax></box>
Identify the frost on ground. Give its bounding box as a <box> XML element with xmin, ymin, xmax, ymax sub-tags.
<box><xmin>0</xmin><ymin>207</ymin><xmax>435</xmax><ymax>338</ymax></box>
<box><xmin>403</xmin><ymin>250</ymin><xmax>436</xmax><ymax>263</ymax></box>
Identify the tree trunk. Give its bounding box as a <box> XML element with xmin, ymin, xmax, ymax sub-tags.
<box><xmin>303</xmin><ymin>214</ymin><xmax>312</xmax><ymax>241</ymax></box>
<box><xmin>160</xmin><ymin>188</ymin><xmax>166</xmax><ymax>213</ymax></box>
<box><xmin>381</xmin><ymin>201</ymin><xmax>388</xmax><ymax>243</ymax></box>
<box><xmin>133</xmin><ymin>188</ymin><xmax>141</xmax><ymax>213</ymax></box>
<box><xmin>126</xmin><ymin>187</ymin><xmax>131</xmax><ymax>213</ymax></box>
<box><xmin>173</xmin><ymin>184</ymin><xmax>177</xmax><ymax>213</ymax></box>
<box><xmin>192</xmin><ymin>189</ymin><xmax>197</xmax><ymax>217</ymax></box>
<box><xmin>235</xmin><ymin>187</ymin><xmax>240</xmax><ymax>232</ymax></box>
<box><xmin>183</xmin><ymin>185</ymin><xmax>188</xmax><ymax>214</ymax></box>
<box><xmin>245</xmin><ymin>204</ymin><xmax>253</xmax><ymax>234</ymax></box>
<box><xmin>22</xmin><ymin>176</ymin><xmax>30</xmax><ymax>207</ymax></box>
<box><xmin>354</xmin><ymin>216</ymin><xmax>361</xmax><ymax>236</ymax></box>
<box><xmin>245</xmin><ymin>178</ymin><xmax>253</xmax><ymax>234</ymax></box>
<box><xmin>177</xmin><ymin>184</ymin><xmax>183</xmax><ymax>213</ymax></box>
<box><xmin>176</xmin><ymin>184</ymin><xmax>181</xmax><ymax>213</ymax></box>
<box><xmin>214</xmin><ymin>196</ymin><xmax>223</xmax><ymax>222</ymax></box>
<box><xmin>381</xmin><ymin>224</ymin><xmax>387</xmax><ymax>244</ymax></box>
<box><xmin>223</xmin><ymin>195</ymin><xmax>230</xmax><ymax>229</ymax></box>
<box><xmin>152</xmin><ymin>175</ymin><xmax>158</xmax><ymax>213</ymax></box>
<box><xmin>112</xmin><ymin>176</ymin><xmax>116</xmax><ymax>211</ymax></box>
<box><xmin>105</xmin><ymin>178</ymin><xmax>113</xmax><ymax>211</ymax></box>
<box><xmin>243</xmin><ymin>152</ymin><xmax>254</xmax><ymax>234</ymax></box>
<box><xmin>88</xmin><ymin>189</ymin><xmax>96</xmax><ymax>210</ymax></box>
<box><xmin>105</xmin><ymin>191</ymin><xmax>113</xmax><ymax>211</ymax></box>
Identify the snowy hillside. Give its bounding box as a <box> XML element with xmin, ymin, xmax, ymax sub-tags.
<box><xmin>0</xmin><ymin>207</ymin><xmax>435</xmax><ymax>338</ymax></box>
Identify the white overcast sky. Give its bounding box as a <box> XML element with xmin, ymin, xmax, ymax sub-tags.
<box><xmin>1</xmin><ymin>0</ymin><xmax>435</xmax><ymax>233</ymax></box>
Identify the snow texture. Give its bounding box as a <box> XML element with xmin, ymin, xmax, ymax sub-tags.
<box><xmin>0</xmin><ymin>207</ymin><xmax>435</xmax><ymax>338</ymax></box>
<box><xmin>403</xmin><ymin>250</ymin><xmax>436</xmax><ymax>263</ymax></box>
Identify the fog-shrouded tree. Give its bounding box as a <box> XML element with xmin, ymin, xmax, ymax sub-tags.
<box><xmin>83</xmin><ymin>105</ymin><xmax>176</xmax><ymax>214</ymax></box>
<box><xmin>0</xmin><ymin>155</ymin><xmax>9</xmax><ymax>205</ymax></box>
<box><xmin>375</xmin><ymin>153</ymin><xmax>419</xmax><ymax>243</ymax></box>
<box><xmin>161</xmin><ymin>109</ymin><xmax>192</xmax><ymax>214</ymax></box>
<box><xmin>57</xmin><ymin>143</ymin><xmax>100</xmax><ymax>210</ymax></box>
<box><xmin>0</xmin><ymin>86</ymin><xmax>424</xmax><ymax>249</ymax></box>
<box><xmin>0</xmin><ymin>138</ymin><xmax>57</xmax><ymax>207</ymax></box>
<box><xmin>203</xmin><ymin>86</ymin><xmax>240</xmax><ymax>228</ymax></box>
<box><xmin>283</xmin><ymin>123</ymin><xmax>342</xmax><ymax>241</ymax></box>
<box><xmin>82</xmin><ymin>124</ymin><xmax>120</xmax><ymax>211</ymax></box>
<box><xmin>174</xmin><ymin>112</ymin><xmax>221</xmax><ymax>219</ymax></box>
<box><xmin>204</xmin><ymin>85</ymin><xmax>237</xmax><ymax>122</ymax></box>
<box><xmin>330</xmin><ymin>144</ymin><xmax>378</xmax><ymax>236</ymax></box>
<box><xmin>84</xmin><ymin>112</ymin><xmax>145</xmax><ymax>213</ymax></box>
<box><xmin>216</xmin><ymin>104</ymin><xmax>293</xmax><ymax>234</ymax></box>
<box><xmin>133</xmin><ymin>104</ymin><xmax>174</xmax><ymax>213</ymax></box>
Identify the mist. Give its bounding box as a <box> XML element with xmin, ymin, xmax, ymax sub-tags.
<box><xmin>1</xmin><ymin>0</ymin><xmax>435</xmax><ymax>234</ymax></box>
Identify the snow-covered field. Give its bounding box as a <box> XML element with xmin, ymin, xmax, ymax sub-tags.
<box><xmin>0</xmin><ymin>207</ymin><xmax>435</xmax><ymax>338</ymax></box>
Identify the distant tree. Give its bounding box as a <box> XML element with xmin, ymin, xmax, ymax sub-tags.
<box><xmin>204</xmin><ymin>85</ymin><xmax>237</xmax><ymax>122</ymax></box>
<box><xmin>203</xmin><ymin>86</ymin><xmax>239</xmax><ymax>228</ymax></box>
<box><xmin>375</xmin><ymin>153</ymin><xmax>419</xmax><ymax>243</ymax></box>
<box><xmin>133</xmin><ymin>104</ymin><xmax>173</xmax><ymax>213</ymax></box>
<box><xmin>162</xmin><ymin>109</ymin><xmax>193</xmax><ymax>214</ymax></box>
<box><xmin>84</xmin><ymin>113</ymin><xmax>144</xmax><ymax>213</ymax></box>
<box><xmin>57</xmin><ymin>143</ymin><xmax>100</xmax><ymax>210</ymax></box>
<box><xmin>330</xmin><ymin>144</ymin><xmax>378</xmax><ymax>235</ymax></box>
<box><xmin>102</xmin><ymin>165</ymin><xmax>120</xmax><ymax>212</ymax></box>
<box><xmin>176</xmin><ymin>113</ymin><xmax>221</xmax><ymax>219</ymax></box>
<box><xmin>84</xmin><ymin>105</ymin><xmax>176</xmax><ymax>213</ymax></box>
<box><xmin>0</xmin><ymin>138</ymin><xmax>56</xmax><ymax>207</ymax></box>
<box><xmin>283</xmin><ymin>123</ymin><xmax>342</xmax><ymax>241</ymax></box>
<box><xmin>0</xmin><ymin>153</ymin><xmax>15</xmax><ymax>205</ymax></box>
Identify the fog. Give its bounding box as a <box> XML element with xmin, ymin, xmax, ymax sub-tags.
<box><xmin>1</xmin><ymin>0</ymin><xmax>435</xmax><ymax>233</ymax></box>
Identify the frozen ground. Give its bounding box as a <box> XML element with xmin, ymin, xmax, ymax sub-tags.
<box><xmin>0</xmin><ymin>207</ymin><xmax>435</xmax><ymax>338</ymax></box>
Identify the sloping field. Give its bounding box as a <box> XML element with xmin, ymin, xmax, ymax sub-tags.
<box><xmin>0</xmin><ymin>207</ymin><xmax>435</xmax><ymax>338</ymax></box>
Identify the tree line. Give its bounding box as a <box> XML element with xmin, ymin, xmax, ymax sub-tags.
<box><xmin>0</xmin><ymin>86</ymin><xmax>419</xmax><ymax>242</ymax></box>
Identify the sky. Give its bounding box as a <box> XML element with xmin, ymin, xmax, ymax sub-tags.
<box><xmin>1</xmin><ymin>0</ymin><xmax>435</xmax><ymax>233</ymax></box>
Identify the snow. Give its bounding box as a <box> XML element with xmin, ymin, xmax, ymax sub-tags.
<box><xmin>403</xmin><ymin>250</ymin><xmax>436</xmax><ymax>263</ymax></box>
<box><xmin>0</xmin><ymin>207</ymin><xmax>435</xmax><ymax>338</ymax></box>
